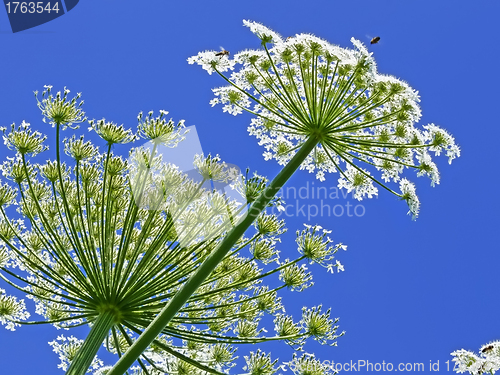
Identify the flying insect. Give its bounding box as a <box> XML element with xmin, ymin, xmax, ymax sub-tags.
<box><xmin>215</xmin><ymin>47</ymin><xmax>230</xmax><ymax>57</ymax></box>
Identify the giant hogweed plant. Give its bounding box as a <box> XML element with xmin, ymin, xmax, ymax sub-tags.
<box><xmin>0</xmin><ymin>87</ymin><xmax>345</xmax><ymax>375</ymax></box>
<box><xmin>0</xmin><ymin>20</ymin><xmax>459</xmax><ymax>375</ymax></box>
<box><xmin>108</xmin><ymin>20</ymin><xmax>459</xmax><ymax>375</ymax></box>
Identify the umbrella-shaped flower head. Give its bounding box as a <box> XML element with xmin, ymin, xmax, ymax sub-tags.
<box><xmin>0</xmin><ymin>89</ymin><xmax>347</xmax><ymax>374</ymax></box>
<box><xmin>189</xmin><ymin>20</ymin><xmax>460</xmax><ymax>219</ymax></box>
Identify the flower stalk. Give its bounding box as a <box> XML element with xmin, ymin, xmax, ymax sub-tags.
<box><xmin>1</xmin><ymin>86</ymin><xmax>346</xmax><ymax>374</ymax></box>
<box><xmin>66</xmin><ymin>310</ymin><xmax>116</xmax><ymax>375</ymax></box>
<box><xmin>107</xmin><ymin>135</ymin><xmax>320</xmax><ymax>375</ymax></box>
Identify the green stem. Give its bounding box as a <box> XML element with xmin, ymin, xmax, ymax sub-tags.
<box><xmin>107</xmin><ymin>135</ymin><xmax>319</xmax><ymax>375</ymax></box>
<box><xmin>65</xmin><ymin>311</ymin><xmax>116</xmax><ymax>375</ymax></box>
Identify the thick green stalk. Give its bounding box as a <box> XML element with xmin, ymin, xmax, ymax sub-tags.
<box><xmin>107</xmin><ymin>136</ymin><xmax>319</xmax><ymax>375</ymax></box>
<box><xmin>65</xmin><ymin>311</ymin><xmax>116</xmax><ymax>375</ymax></box>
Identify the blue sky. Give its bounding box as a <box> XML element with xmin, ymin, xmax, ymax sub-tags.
<box><xmin>0</xmin><ymin>0</ymin><xmax>498</xmax><ymax>373</ymax></box>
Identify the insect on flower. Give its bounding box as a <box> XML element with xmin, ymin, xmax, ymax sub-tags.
<box><xmin>370</xmin><ymin>36</ymin><xmax>381</xmax><ymax>44</ymax></box>
<box><xmin>452</xmin><ymin>341</ymin><xmax>500</xmax><ymax>375</ymax></box>
<box><xmin>481</xmin><ymin>344</ymin><xmax>495</xmax><ymax>353</ymax></box>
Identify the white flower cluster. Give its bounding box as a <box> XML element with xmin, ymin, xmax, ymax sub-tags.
<box><xmin>49</xmin><ymin>335</ymin><xmax>103</xmax><ymax>372</ymax></box>
<box><xmin>296</xmin><ymin>224</ymin><xmax>347</xmax><ymax>273</ymax></box>
<box><xmin>0</xmin><ymin>287</ymin><xmax>30</xmax><ymax>331</ymax></box>
<box><xmin>399</xmin><ymin>178</ymin><xmax>420</xmax><ymax>220</ymax></box>
<box><xmin>337</xmin><ymin>165</ymin><xmax>378</xmax><ymax>201</ymax></box>
<box><xmin>452</xmin><ymin>341</ymin><xmax>500</xmax><ymax>375</ymax></box>
<box><xmin>35</xmin><ymin>85</ymin><xmax>86</xmax><ymax>129</ymax></box>
<box><xmin>189</xmin><ymin>20</ymin><xmax>460</xmax><ymax>218</ymax></box>
<box><xmin>90</xmin><ymin>334</ymin><xmax>234</xmax><ymax>375</ymax></box>
<box><xmin>187</xmin><ymin>50</ymin><xmax>236</xmax><ymax>75</ymax></box>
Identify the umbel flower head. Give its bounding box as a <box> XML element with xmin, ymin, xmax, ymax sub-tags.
<box><xmin>35</xmin><ymin>86</ymin><xmax>86</xmax><ymax>129</ymax></box>
<box><xmin>0</xmin><ymin>88</ymin><xmax>347</xmax><ymax>375</ymax></box>
<box><xmin>188</xmin><ymin>20</ymin><xmax>460</xmax><ymax>219</ymax></box>
<box><xmin>451</xmin><ymin>341</ymin><xmax>500</xmax><ymax>375</ymax></box>
<box><xmin>2</xmin><ymin>121</ymin><xmax>48</xmax><ymax>156</ymax></box>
